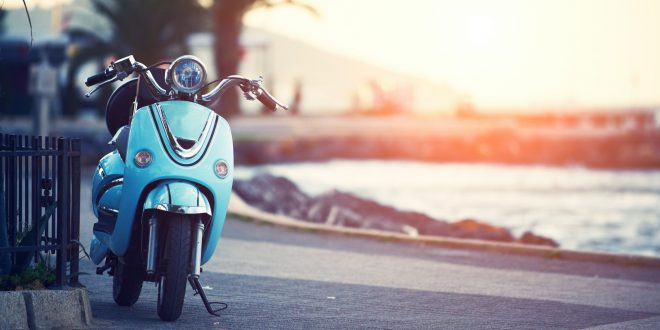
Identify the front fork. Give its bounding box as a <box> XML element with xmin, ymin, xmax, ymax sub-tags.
<box><xmin>191</xmin><ymin>220</ymin><xmax>205</xmax><ymax>278</ymax></box>
<box><xmin>144</xmin><ymin>214</ymin><xmax>223</xmax><ymax>316</ymax></box>
<box><xmin>145</xmin><ymin>214</ymin><xmax>205</xmax><ymax>277</ymax></box>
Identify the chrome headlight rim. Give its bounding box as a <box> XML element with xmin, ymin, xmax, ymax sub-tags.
<box><xmin>165</xmin><ymin>55</ymin><xmax>207</xmax><ymax>94</ymax></box>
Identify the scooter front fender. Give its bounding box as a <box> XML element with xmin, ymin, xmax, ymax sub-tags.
<box><xmin>143</xmin><ymin>181</ymin><xmax>211</xmax><ymax>216</ymax></box>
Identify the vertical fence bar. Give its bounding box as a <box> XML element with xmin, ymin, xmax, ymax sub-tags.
<box><xmin>48</xmin><ymin>137</ymin><xmax>56</xmax><ymax>254</ymax></box>
<box><xmin>41</xmin><ymin>137</ymin><xmax>50</xmax><ymax>252</ymax></box>
<box><xmin>7</xmin><ymin>135</ymin><xmax>17</xmax><ymax>252</ymax></box>
<box><xmin>32</xmin><ymin>136</ymin><xmax>40</xmax><ymax>263</ymax></box>
<box><xmin>69</xmin><ymin>139</ymin><xmax>81</xmax><ymax>285</ymax></box>
<box><xmin>0</xmin><ymin>135</ymin><xmax>5</xmax><ymax>255</ymax></box>
<box><xmin>55</xmin><ymin>138</ymin><xmax>70</xmax><ymax>287</ymax></box>
<box><xmin>51</xmin><ymin>137</ymin><xmax>57</xmax><ymax>255</ymax></box>
<box><xmin>17</xmin><ymin>136</ymin><xmax>23</xmax><ymax>235</ymax></box>
<box><xmin>21</xmin><ymin>136</ymin><xmax>27</xmax><ymax>235</ymax></box>
<box><xmin>24</xmin><ymin>137</ymin><xmax>31</xmax><ymax>250</ymax></box>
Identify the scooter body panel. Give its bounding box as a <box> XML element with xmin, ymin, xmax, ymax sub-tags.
<box><xmin>104</xmin><ymin>100</ymin><xmax>233</xmax><ymax>265</ymax></box>
<box><xmin>91</xmin><ymin>151</ymin><xmax>124</xmax><ymax>218</ymax></box>
<box><xmin>90</xmin><ymin>151</ymin><xmax>125</xmax><ymax>264</ymax></box>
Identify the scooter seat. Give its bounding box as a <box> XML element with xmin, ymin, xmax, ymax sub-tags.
<box><xmin>105</xmin><ymin>68</ymin><xmax>170</xmax><ymax>137</ymax></box>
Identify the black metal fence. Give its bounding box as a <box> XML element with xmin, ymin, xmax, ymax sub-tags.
<box><xmin>0</xmin><ymin>133</ymin><xmax>81</xmax><ymax>287</ymax></box>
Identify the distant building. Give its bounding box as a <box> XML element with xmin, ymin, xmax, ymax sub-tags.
<box><xmin>189</xmin><ymin>28</ymin><xmax>463</xmax><ymax>115</ymax></box>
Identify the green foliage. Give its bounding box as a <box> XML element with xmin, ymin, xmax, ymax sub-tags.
<box><xmin>0</xmin><ymin>170</ymin><xmax>57</xmax><ymax>287</ymax></box>
<box><xmin>11</xmin><ymin>202</ymin><xmax>57</xmax><ymax>274</ymax></box>
<box><xmin>0</xmin><ymin>261</ymin><xmax>55</xmax><ymax>291</ymax></box>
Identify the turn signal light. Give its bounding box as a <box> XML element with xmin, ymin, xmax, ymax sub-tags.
<box><xmin>134</xmin><ymin>150</ymin><xmax>153</xmax><ymax>168</ymax></box>
<box><xmin>214</xmin><ymin>160</ymin><xmax>229</xmax><ymax>178</ymax></box>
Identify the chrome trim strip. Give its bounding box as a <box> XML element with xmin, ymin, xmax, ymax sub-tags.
<box><xmin>109</xmin><ymin>177</ymin><xmax>124</xmax><ymax>185</ymax></box>
<box><xmin>95</xmin><ymin>177</ymin><xmax>124</xmax><ymax>207</ymax></box>
<box><xmin>146</xmin><ymin>216</ymin><xmax>158</xmax><ymax>275</ymax></box>
<box><xmin>98</xmin><ymin>205</ymin><xmax>119</xmax><ymax>214</ymax></box>
<box><xmin>155</xmin><ymin>103</ymin><xmax>215</xmax><ymax>159</ymax></box>
<box><xmin>148</xmin><ymin>203</ymin><xmax>212</xmax><ymax>216</ymax></box>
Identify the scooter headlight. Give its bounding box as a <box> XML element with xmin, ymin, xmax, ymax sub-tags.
<box><xmin>166</xmin><ymin>55</ymin><xmax>206</xmax><ymax>94</ymax></box>
<box><xmin>134</xmin><ymin>150</ymin><xmax>153</xmax><ymax>168</ymax></box>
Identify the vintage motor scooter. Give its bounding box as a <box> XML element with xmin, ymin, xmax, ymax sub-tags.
<box><xmin>85</xmin><ymin>55</ymin><xmax>287</xmax><ymax>321</ymax></box>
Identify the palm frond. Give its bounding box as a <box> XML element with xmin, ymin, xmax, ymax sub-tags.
<box><xmin>91</xmin><ymin>0</ymin><xmax>121</xmax><ymax>28</ymax></box>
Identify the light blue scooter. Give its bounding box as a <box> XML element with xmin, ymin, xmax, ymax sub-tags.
<box><xmin>85</xmin><ymin>55</ymin><xmax>287</xmax><ymax>321</ymax></box>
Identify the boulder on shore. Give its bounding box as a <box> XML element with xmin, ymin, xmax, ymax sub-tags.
<box><xmin>233</xmin><ymin>174</ymin><xmax>557</xmax><ymax>247</ymax></box>
<box><xmin>518</xmin><ymin>231</ymin><xmax>559</xmax><ymax>247</ymax></box>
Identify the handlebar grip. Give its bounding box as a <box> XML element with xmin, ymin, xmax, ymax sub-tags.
<box><xmin>85</xmin><ymin>70</ymin><xmax>117</xmax><ymax>87</ymax></box>
<box><xmin>257</xmin><ymin>90</ymin><xmax>278</xmax><ymax>111</ymax></box>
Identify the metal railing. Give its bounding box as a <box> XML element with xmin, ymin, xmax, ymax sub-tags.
<box><xmin>0</xmin><ymin>133</ymin><xmax>81</xmax><ymax>287</ymax></box>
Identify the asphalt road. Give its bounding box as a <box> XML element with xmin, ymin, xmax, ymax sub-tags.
<box><xmin>77</xmin><ymin>211</ymin><xmax>660</xmax><ymax>329</ymax></box>
<box><xmin>75</xmin><ymin>166</ymin><xmax>660</xmax><ymax>329</ymax></box>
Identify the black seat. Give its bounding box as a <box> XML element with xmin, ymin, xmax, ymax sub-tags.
<box><xmin>111</xmin><ymin>125</ymin><xmax>130</xmax><ymax>161</ymax></box>
<box><xmin>105</xmin><ymin>68</ymin><xmax>170</xmax><ymax>136</ymax></box>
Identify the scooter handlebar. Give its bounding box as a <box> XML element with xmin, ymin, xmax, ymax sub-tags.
<box><xmin>85</xmin><ymin>69</ymin><xmax>117</xmax><ymax>87</ymax></box>
<box><xmin>257</xmin><ymin>89</ymin><xmax>278</xmax><ymax>111</ymax></box>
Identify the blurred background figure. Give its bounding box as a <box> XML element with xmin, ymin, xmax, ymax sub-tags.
<box><xmin>289</xmin><ymin>79</ymin><xmax>302</xmax><ymax>115</ymax></box>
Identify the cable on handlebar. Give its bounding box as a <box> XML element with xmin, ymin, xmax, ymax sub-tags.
<box><xmin>146</xmin><ymin>61</ymin><xmax>173</xmax><ymax>70</ymax></box>
<box><xmin>200</xmin><ymin>79</ymin><xmax>221</xmax><ymax>92</ymax></box>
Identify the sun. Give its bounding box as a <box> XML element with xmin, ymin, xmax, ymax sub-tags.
<box><xmin>466</xmin><ymin>14</ymin><xmax>498</xmax><ymax>49</ymax></box>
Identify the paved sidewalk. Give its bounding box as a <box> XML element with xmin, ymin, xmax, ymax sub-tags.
<box><xmin>79</xmin><ymin>217</ymin><xmax>660</xmax><ymax>329</ymax></box>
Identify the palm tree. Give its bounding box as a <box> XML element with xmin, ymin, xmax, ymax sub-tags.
<box><xmin>65</xmin><ymin>0</ymin><xmax>315</xmax><ymax>117</ymax></box>
<box><xmin>211</xmin><ymin>0</ymin><xmax>317</xmax><ymax>117</ymax></box>
<box><xmin>64</xmin><ymin>0</ymin><xmax>206</xmax><ymax>115</ymax></box>
<box><xmin>0</xmin><ymin>8</ymin><xmax>6</xmax><ymax>35</ymax></box>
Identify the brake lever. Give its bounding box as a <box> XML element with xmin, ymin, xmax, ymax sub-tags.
<box><xmin>259</xmin><ymin>87</ymin><xmax>289</xmax><ymax>110</ymax></box>
<box><xmin>85</xmin><ymin>76</ymin><xmax>120</xmax><ymax>98</ymax></box>
<box><xmin>272</xmin><ymin>97</ymin><xmax>289</xmax><ymax>110</ymax></box>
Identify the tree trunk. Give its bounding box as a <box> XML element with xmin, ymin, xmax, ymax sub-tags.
<box><xmin>212</xmin><ymin>0</ymin><xmax>255</xmax><ymax>118</ymax></box>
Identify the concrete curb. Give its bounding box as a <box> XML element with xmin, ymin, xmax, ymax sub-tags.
<box><xmin>0</xmin><ymin>287</ymin><xmax>92</xmax><ymax>329</ymax></box>
<box><xmin>227</xmin><ymin>192</ymin><xmax>660</xmax><ymax>268</ymax></box>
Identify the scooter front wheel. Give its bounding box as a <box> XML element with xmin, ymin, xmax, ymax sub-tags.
<box><xmin>157</xmin><ymin>214</ymin><xmax>194</xmax><ymax>321</ymax></box>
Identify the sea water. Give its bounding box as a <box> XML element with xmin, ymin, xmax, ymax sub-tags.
<box><xmin>235</xmin><ymin>160</ymin><xmax>660</xmax><ymax>256</ymax></box>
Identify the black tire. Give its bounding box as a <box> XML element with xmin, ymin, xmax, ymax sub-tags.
<box><xmin>157</xmin><ymin>214</ymin><xmax>192</xmax><ymax>322</ymax></box>
<box><xmin>112</xmin><ymin>258</ymin><xmax>143</xmax><ymax>306</ymax></box>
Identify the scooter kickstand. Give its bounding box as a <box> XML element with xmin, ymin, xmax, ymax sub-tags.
<box><xmin>96</xmin><ymin>258</ymin><xmax>115</xmax><ymax>275</ymax></box>
<box><xmin>189</xmin><ymin>276</ymin><xmax>227</xmax><ymax>317</ymax></box>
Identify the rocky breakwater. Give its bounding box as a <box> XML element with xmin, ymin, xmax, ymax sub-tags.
<box><xmin>233</xmin><ymin>174</ymin><xmax>558</xmax><ymax>247</ymax></box>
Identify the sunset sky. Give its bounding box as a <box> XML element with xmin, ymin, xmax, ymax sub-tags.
<box><xmin>244</xmin><ymin>0</ymin><xmax>660</xmax><ymax>110</ymax></box>
<box><xmin>6</xmin><ymin>0</ymin><xmax>660</xmax><ymax>110</ymax></box>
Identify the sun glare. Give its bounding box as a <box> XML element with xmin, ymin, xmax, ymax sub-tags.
<box><xmin>466</xmin><ymin>15</ymin><xmax>497</xmax><ymax>49</ymax></box>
